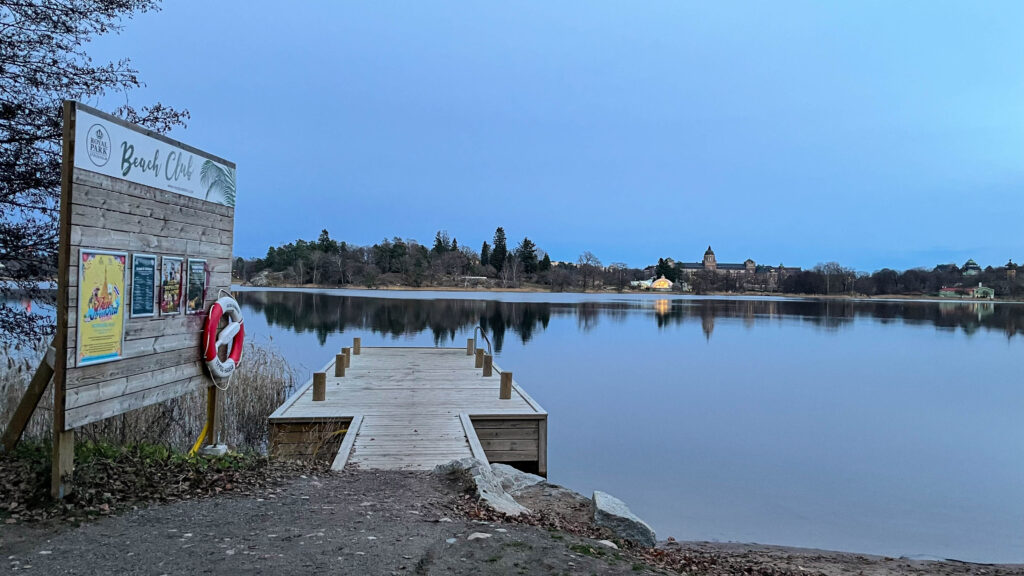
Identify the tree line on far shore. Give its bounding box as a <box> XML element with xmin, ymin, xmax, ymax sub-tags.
<box><xmin>234</xmin><ymin>229</ymin><xmax>1024</xmax><ymax>298</ymax></box>
<box><xmin>783</xmin><ymin>261</ymin><xmax>1024</xmax><ymax>298</ymax></box>
<box><xmin>234</xmin><ymin>227</ymin><xmax>621</xmax><ymax>291</ymax></box>
<box><xmin>235</xmin><ymin>228</ymin><xmax>1024</xmax><ymax>297</ymax></box>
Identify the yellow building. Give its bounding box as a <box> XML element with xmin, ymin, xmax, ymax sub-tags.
<box><xmin>651</xmin><ymin>276</ymin><xmax>673</xmax><ymax>291</ymax></box>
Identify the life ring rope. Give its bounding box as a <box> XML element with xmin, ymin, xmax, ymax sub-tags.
<box><xmin>203</xmin><ymin>295</ymin><xmax>245</xmax><ymax>386</ymax></box>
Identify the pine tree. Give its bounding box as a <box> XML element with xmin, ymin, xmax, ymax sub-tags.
<box><xmin>480</xmin><ymin>242</ymin><xmax>491</xmax><ymax>267</ymax></box>
<box><xmin>432</xmin><ymin>230</ymin><xmax>451</xmax><ymax>255</ymax></box>
<box><xmin>655</xmin><ymin>258</ymin><xmax>678</xmax><ymax>282</ymax></box>
<box><xmin>318</xmin><ymin>229</ymin><xmax>337</xmax><ymax>253</ymax></box>
<box><xmin>490</xmin><ymin>227</ymin><xmax>508</xmax><ymax>272</ymax></box>
<box><xmin>451</xmin><ymin>238</ymin><xmax>458</xmax><ymax>251</ymax></box>
<box><xmin>516</xmin><ymin>237</ymin><xmax>539</xmax><ymax>274</ymax></box>
<box><xmin>539</xmin><ymin>254</ymin><xmax>552</xmax><ymax>272</ymax></box>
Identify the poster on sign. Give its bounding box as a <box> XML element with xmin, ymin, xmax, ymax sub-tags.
<box><xmin>185</xmin><ymin>259</ymin><xmax>207</xmax><ymax>314</ymax></box>
<box><xmin>130</xmin><ymin>254</ymin><xmax>156</xmax><ymax>318</ymax></box>
<box><xmin>160</xmin><ymin>256</ymin><xmax>184</xmax><ymax>315</ymax></box>
<box><xmin>77</xmin><ymin>250</ymin><xmax>127</xmax><ymax>366</ymax></box>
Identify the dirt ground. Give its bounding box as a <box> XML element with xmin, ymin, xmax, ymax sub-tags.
<box><xmin>1</xmin><ymin>470</ymin><xmax>1021</xmax><ymax>576</ymax></box>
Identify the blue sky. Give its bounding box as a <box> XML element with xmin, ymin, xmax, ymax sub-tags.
<box><xmin>89</xmin><ymin>2</ymin><xmax>1024</xmax><ymax>271</ymax></box>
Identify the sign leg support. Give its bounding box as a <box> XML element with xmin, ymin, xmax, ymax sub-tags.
<box><xmin>199</xmin><ymin>384</ymin><xmax>226</xmax><ymax>456</ymax></box>
<box><xmin>1</xmin><ymin>349</ymin><xmax>55</xmax><ymax>454</ymax></box>
<box><xmin>51</xmin><ymin>430</ymin><xmax>74</xmax><ymax>499</ymax></box>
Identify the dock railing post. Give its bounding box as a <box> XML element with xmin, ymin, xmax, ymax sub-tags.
<box><xmin>335</xmin><ymin>354</ymin><xmax>346</xmax><ymax>377</ymax></box>
<box><xmin>342</xmin><ymin>347</ymin><xmax>351</xmax><ymax>368</ymax></box>
<box><xmin>483</xmin><ymin>354</ymin><xmax>493</xmax><ymax>377</ymax></box>
<box><xmin>466</xmin><ymin>338</ymin><xmax>474</xmax><ymax>355</ymax></box>
<box><xmin>353</xmin><ymin>338</ymin><xmax>361</xmax><ymax>355</ymax></box>
<box><xmin>313</xmin><ymin>372</ymin><xmax>326</xmax><ymax>401</ymax></box>
<box><xmin>475</xmin><ymin>348</ymin><xmax>484</xmax><ymax>368</ymax></box>
<box><xmin>500</xmin><ymin>371</ymin><xmax>512</xmax><ymax>399</ymax></box>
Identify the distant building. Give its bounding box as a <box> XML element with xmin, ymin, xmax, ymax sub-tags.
<box><xmin>1006</xmin><ymin>260</ymin><xmax>1017</xmax><ymax>282</ymax></box>
<box><xmin>676</xmin><ymin>246</ymin><xmax>797</xmax><ymax>276</ymax></box>
<box><xmin>651</xmin><ymin>276</ymin><xmax>673</xmax><ymax>291</ymax></box>
<box><xmin>974</xmin><ymin>284</ymin><xmax>996</xmax><ymax>299</ymax></box>
<box><xmin>674</xmin><ymin>246</ymin><xmax>799</xmax><ymax>291</ymax></box>
<box><xmin>962</xmin><ymin>259</ymin><xmax>982</xmax><ymax>276</ymax></box>
<box><xmin>630</xmin><ymin>275</ymin><xmax>681</xmax><ymax>292</ymax></box>
<box><xmin>939</xmin><ymin>283</ymin><xmax>995</xmax><ymax>299</ymax></box>
<box><xmin>630</xmin><ymin>278</ymin><xmax>654</xmax><ymax>290</ymax></box>
<box><xmin>677</xmin><ymin>246</ymin><xmax>753</xmax><ymax>273</ymax></box>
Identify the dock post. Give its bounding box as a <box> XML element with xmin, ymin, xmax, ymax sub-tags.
<box><xmin>475</xmin><ymin>348</ymin><xmax>484</xmax><ymax>368</ymax></box>
<box><xmin>342</xmin><ymin>347</ymin><xmax>351</xmax><ymax>368</ymax></box>
<box><xmin>500</xmin><ymin>371</ymin><xmax>512</xmax><ymax>399</ymax></box>
<box><xmin>466</xmin><ymin>338</ymin><xmax>474</xmax><ymax>355</ymax></box>
<box><xmin>483</xmin><ymin>354</ymin><xmax>493</xmax><ymax>377</ymax></box>
<box><xmin>313</xmin><ymin>372</ymin><xmax>326</xmax><ymax>401</ymax></box>
<box><xmin>335</xmin><ymin>354</ymin><xmax>346</xmax><ymax>377</ymax></box>
<box><xmin>353</xmin><ymin>337</ymin><xmax>361</xmax><ymax>355</ymax></box>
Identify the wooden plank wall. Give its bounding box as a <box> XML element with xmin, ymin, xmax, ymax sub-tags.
<box><xmin>470</xmin><ymin>417</ymin><xmax>542</xmax><ymax>465</ymax></box>
<box><xmin>60</xmin><ymin>167</ymin><xmax>233</xmax><ymax>430</ymax></box>
<box><xmin>269</xmin><ymin>420</ymin><xmax>351</xmax><ymax>462</ymax></box>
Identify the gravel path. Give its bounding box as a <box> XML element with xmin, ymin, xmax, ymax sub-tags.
<box><xmin>2</xmin><ymin>469</ymin><xmax>1020</xmax><ymax>575</ymax></box>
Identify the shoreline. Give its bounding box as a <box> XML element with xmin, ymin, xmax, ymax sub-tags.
<box><xmin>234</xmin><ymin>281</ymin><xmax>1024</xmax><ymax>303</ymax></box>
<box><xmin>3</xmin><ymin>465</ymin><xmax>1020</xmax><ymax>574</ymax></box>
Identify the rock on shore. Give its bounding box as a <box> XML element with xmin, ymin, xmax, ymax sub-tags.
<box><xmin>433</xmin><ymin>458</ymin><xmax>529</xmax><ymax>516</ymax></box>
<box><xmin>434</xmin><ymin>458</ymin><xmax>657</xmax><ymax>547</ymax></box>
<box><xmin>592</xmin><ymin>490</ymin><xmax>657</xmax><ymax>547</ymax></box>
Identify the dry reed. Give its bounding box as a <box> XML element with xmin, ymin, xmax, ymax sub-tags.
<box><xmin>0</xmin><ymin>339</ymin><xmax>294</xmax><ymax>453</ymax></box>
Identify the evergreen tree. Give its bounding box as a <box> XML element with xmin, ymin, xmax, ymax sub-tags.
<box><xmin>432</xmin><ymin>230</ymin><xmax>451</xmax><ymax>255</ymax></box>
<box><xmin>490</xmin><ymin>227</ymin><xmax>508</xmax><ymax>272</ymax></box>
<box><xmin>480</xmin><ymin>242</ymin><xmax>491</xmax><ymax>266</ymax></box>
<box><xmin>539</xmin><ymin>253</ymin><xmax>552</xmax><ymax>272</ymax></box>
<box><xmin>516</xmin><ymin>237</ymin><xmax>539</xmax><ymax>274</ymax></box>
<box><xmin>318</xmin><ymin>229</ymin><xmax>337</xmax><ymax>253</ymax></box>
<box><xmin>451</xmin><ymin>238</ymin><xmax>458</xmax><ymax>251</ymax></box>
<box><xmin>655</xmin><ymin>258</ymin><xmax>678</xmax><ymax>282</ymax></box>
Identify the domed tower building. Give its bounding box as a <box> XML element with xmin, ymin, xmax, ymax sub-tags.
<box><xmin>702</xmin><ymin>246</ymin><xmax>717</xmax><ymax>271</ymax></box>
<box><xmin>675</xmin><ymin>245</ymin><xmax>802</xmax><ymax>292</ymax></box>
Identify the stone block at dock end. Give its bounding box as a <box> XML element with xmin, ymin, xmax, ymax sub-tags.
<box><xmin>434</xmin><ymin>458</ymin><xmax>530</xmax><ymax>517</ymax></box>
<box><xmin>491</xmin><ymin>463</ymin><xmax>545</xmax><ymax>495</ymax></box>
<box><xmin>592</xmin><ymin>490</ymin><xmax>656</xmax><ymax>547</ymax></box>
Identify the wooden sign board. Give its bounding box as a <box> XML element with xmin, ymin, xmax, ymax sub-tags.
<box><xmin>50</xmin><ymin>101</ymin><xmax>236</xmax><ymax>496</ymax></box>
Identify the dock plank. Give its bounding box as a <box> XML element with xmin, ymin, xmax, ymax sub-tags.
<box><xmin>270</xmin><ymin>347</ymin><xmax>545</xmax><ymax>472</ymax></box>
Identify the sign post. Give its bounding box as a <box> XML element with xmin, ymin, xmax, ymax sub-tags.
<box><xmin>2</xmin><ymin>101</ymin><xmax>237</xmax><ymax>498</ymax></box>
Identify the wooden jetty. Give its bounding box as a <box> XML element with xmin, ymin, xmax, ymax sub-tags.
<box><xmin>268</xmin><ymin>340</ymin><xmax>547</xmax><ymax>475</ymax></box>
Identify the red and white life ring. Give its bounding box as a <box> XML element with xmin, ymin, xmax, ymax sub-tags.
<box><xmin>203</xmin><ymin>296</ymin><xmax>245</xmax><ymax>381</ymax></box>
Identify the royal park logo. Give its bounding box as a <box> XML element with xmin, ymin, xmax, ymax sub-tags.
<box><xmin>86</xmin><ymin>123</ymin><xmax>111</xmax><ymax>167</ymax></box>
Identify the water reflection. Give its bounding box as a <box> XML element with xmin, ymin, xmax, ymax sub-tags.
<box><xmin>233</xmin><ymin>289</ymin><xmax>1024</xmax><ymax>562</ymax></box>
<box><xmin>235</xmin><ymin>291</ymin><xmax>1024</xmax><ymax>349</ymax></box>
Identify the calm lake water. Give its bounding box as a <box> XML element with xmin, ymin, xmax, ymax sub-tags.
<box><xmin>234</xmin><ymin>287</ymin><xmax>1024</xmax><ymax>564</ymax></box>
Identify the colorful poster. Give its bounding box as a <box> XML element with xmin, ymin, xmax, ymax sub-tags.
<box><xmin>130</xmin><ymin>254</ymin><xmax>156</xmax><ymax>317</ymax></box>
<box><xmin>186</xmin><ymin>259</ymin><xmax>207</xmax><ymax>314</ymax></box>
<box><xmin>77</xmin><ymin>250</ymin><xmax>127</xmax><ymax>366</ymax></box>
<box><xmin>160</xmin><ymin>257</ymin><xmax>183</xmax><ymax>315</ymax></box>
